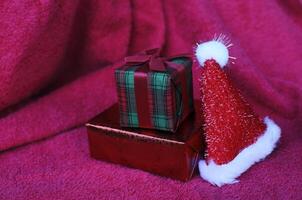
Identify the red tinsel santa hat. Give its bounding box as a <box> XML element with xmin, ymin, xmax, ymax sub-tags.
<box><xmin>195</xmin><ymin>35</ymin><xmax>281</xmax><ymax>187</ymax></box>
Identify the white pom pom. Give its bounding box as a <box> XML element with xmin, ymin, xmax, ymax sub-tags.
<box><xmin>195</xmin><ymin>41</ymin><xmax>229</xmax><ymax>68</ymax></box>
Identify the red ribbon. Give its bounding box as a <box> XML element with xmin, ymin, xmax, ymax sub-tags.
<box><xmin>134</xmin><ymin>67</ymin><xmax>152</xmax><ymax>129</ymax></box>
<box><xmin>125</xmin><ymin>48</ymin><xmax>191</xmax><ymax>72</ymax></box>
<box><xmin>124</xmin><ymin>48</ymin><xmax>165</xmax><ymax>71</ymax></box>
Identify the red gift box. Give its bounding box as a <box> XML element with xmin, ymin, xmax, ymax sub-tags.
<box><xmin>115</xmin><ymin>48</ymin><xmax>194</xmax><ymax>132</ymax></box>
<box><xmin>86</xmin><ymin>102</ymin><xmax>204</xmax><ymax>181</ymax></box>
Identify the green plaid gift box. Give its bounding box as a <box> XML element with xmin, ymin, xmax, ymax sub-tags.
<box><xmin>115</xmin><ymin>51</ymin><xmax>193</xmax><ymax>132</ymax></box>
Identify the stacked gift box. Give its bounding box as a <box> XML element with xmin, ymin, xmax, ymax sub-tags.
<box><xmin>86</xmin><ymin>48</ymin><xmax>204</xmax><ymax>181</ymax></box>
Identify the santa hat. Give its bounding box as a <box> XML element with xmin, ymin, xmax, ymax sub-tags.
<box><xmin>195</xmin><ymin>35</ymin><xmax>281</xmax><ymax>187</ymax></box>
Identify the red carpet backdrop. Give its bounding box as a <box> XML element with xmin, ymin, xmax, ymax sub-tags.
<box><xmin>0</xmin><ymin>0</ymin><xmax>302</xmax><ymax>199</ymax></box>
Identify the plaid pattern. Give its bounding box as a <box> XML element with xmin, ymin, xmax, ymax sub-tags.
<box><xmin>115</xmin><ymin>57</ymin><xmax>193</xmax><ymax>132</ymax></box>
<box><xmin>170</xmin><ymin>57</ymin><xmax>194</xmax><ymax>111</ymax></box>
<box><xmin>148</xmin><ymin>72</ymin><xmax>174</xmax><ymax>131</ymax></box>
<box><xmin>115</xmin><ymin>66</ymin><xmax>140</xmax><ymax>127</ymax></box>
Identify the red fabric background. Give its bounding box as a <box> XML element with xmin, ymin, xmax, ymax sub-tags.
<box><xmin>0</xmin><ymin>0</ymin><xmax>302</xmax><ymax>199</ymax></box>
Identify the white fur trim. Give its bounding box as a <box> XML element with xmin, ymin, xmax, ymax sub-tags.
<box><xmin>199</xmin><ymin>117</ymin><xmax>281</xmax><ymax>187</ymax></box>
<box><xmin>195</xmin><ymin>41</ymin><xmax>229</xmax><ymax>68</ymax></box>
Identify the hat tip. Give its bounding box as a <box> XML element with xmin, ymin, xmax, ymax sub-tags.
<box><xmin>195</xmin><ymin>40</ymin><xmax>229</xmax><ymax>68</ymax></box>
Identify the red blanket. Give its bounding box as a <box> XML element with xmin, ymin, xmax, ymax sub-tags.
<box><xmin>1</xmin><ymin>0</ymin><xmax>302</xmax><ymax>199</ymax></box>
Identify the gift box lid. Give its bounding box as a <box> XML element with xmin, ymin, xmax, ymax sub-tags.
<box><xmin>86</xmin><ymin>103</ymin><xmax>203</xmax><ymax>153</ymax></box>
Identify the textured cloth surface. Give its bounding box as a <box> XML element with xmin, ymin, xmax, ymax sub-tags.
<box><xmin>0</xmin><ymin>0</ymin><xmax>302</xmax><ymax>199</ymax></box>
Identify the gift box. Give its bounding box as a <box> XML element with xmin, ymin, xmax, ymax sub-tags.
<box><xmin>86</xmin><ymin>102</ymin><xmax>204</xmax><ymax>181</ymax></box>
<box><xmin>115</xmin><ymin>48</ymin><xmax>193</xmax><ymax>132</ymax></box>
